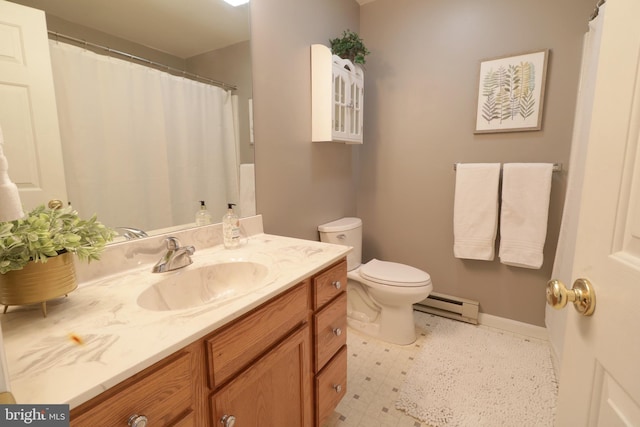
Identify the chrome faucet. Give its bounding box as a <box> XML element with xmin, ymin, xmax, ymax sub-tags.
<box><xmin>152</xmin><ymin>237</ymin><xmax>195</xmax><ymax>273</ymax></box>
<box><xmin>117</xmin><ymin>227</ymin><xmax>149</xmax><ymax>240</ymax></box>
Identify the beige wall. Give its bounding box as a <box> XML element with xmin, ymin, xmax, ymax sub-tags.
<box><xmin>357</xmin><ymin>0</ymin><xmax>595</xmax><ymax>326</ymax></box>
<box><xmin>250</xmin><ymin>0</ymin><xmax>361</xmax><ymax>239</ymax></box>
<box><xmin>251</xmin><ymin>0</ymin><xmax>594</xmax><ymax>326</ymax></box>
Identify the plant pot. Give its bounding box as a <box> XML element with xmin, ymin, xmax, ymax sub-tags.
<box><xmin>0</xmin><ymin>252</ymin><xmax>77</xmax><ymax>317</ymax></box>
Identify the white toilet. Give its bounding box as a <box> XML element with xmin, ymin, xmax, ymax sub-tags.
<box><xmin>318</xmin><ymin>217</ymin><xmax>433</xmax><ymax>345</ymax></box>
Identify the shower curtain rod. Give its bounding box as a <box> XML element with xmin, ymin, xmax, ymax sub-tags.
<box><xmin>453</xmin><ymin>163</ymin><xmax>562</xmax><ymax>172</ymax></box>
<box><xmin>48</xmin><ymin>31</ymin><xmax>237</xmax><ymax>91</ymax></box>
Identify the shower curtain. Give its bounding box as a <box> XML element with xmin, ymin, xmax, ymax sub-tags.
<box><xmin>546</xmin><ymin>6</ymin><xmax>605</xmax><ymax>375</ymax></box>
<box><xmin>48</xmin><ymin>41</ymin><xmax>239</xmax><ymax>232</ymax></box>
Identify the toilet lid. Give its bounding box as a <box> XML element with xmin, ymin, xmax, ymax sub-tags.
<box><xmin>359</xmin><ymin>259</ymin><xmax>431</xmax><ymax>287</ymax></box>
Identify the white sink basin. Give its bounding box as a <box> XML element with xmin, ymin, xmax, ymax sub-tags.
<box><xmin>137</xmin><ymin>261</ymin><xmax>270</xmax><ymax>311</ymax></box>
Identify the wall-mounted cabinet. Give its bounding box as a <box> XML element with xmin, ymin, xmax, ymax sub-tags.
<box><xmin>311</xmin><ymin>44</ymin><xmax>364</xmax><ymax>144</ymax></box>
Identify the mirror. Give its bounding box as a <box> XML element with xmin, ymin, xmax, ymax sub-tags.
<box><xmin>7</xmin><ymin>0</ymin><xmax>254</xmax><ymax>240</ymax></box>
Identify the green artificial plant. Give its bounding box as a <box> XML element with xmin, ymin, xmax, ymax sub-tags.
<box><xmin>0</xmin><ymin>205</ymin><xmax>116</xmax><ymax>274</ymax></box>
<box><xmin>329</xmin><ymin>29</ymin><xmax>370</xmax><ymax>65</ymax></box>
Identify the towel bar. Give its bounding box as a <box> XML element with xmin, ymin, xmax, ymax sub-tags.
<box><xmin>453</xmin><ymin>163</ymin><xmax>562</xmax><ymax>172</ymax></box>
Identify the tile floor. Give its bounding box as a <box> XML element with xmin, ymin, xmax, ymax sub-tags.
<box><xmin>322</xmin><ymin>310</ymin><xmax>554</xmax><ymax>427</ymax></box>
<box><xmin>322</xmin><ymin>311</ymin><xmax>433</xmax><ymax>427</ymax></box>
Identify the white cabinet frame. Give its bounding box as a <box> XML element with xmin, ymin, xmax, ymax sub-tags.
<box><xmin>311</xmin><ymin>44</ymin><xmax>364</xmax><ymax>144</ymax></box>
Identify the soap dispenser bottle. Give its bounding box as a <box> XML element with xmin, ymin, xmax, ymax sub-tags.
<box><xmin>222</xmin><ymin>203</ymin><xmax>240</xmax><ymax>248</ymax></box>
<box><xmin>195</xmin><ymin>200</ymin><xmax>212</xmax><ymax>226</ymax></box>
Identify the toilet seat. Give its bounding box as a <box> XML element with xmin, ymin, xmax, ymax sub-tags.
<box><xmin>359</xmin><ymin>259</ymin><xmax>431</xmax><ymax>288</ymax></box>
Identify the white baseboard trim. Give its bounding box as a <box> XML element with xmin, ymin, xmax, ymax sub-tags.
<box><xmin>478</xmin><ymin>313</ymin><xmax>549</xmax><ymax>341</ymax></box>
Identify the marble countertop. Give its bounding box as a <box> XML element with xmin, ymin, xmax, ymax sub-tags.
<box><xmin>0</xmin><ymin>231</ymin><xmax>350</xmax><ymax>408</ymax></box>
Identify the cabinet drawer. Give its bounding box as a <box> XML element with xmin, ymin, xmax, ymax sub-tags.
<box><xmin>71</xmin><ymin>348</ymin><xmax>194</xmax><ymax>426</ymax></box>
<box><xmin>315</xmin><ymin>346</ymin><xmax>347</xmax><ymax>427</ymax></box>
<box><xmin>313</xmin><ymin>259</ymin><xmax>347</xmax><ymax>310</ymax></box>
<box><xmin>206</xmin><ymin>280</ymin><xmax>310</xmax><ymax>388</ymax></box>
<box><xmin>314</xmin><ymin>291</ymin><xmax>347</xmax><ymax>372</ymax></box>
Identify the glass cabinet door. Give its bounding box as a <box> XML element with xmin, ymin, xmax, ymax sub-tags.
<box><xmin>332</xmin><ymin>67</ymin><xmax>348</xmax><ymax>139</ymax></box>
<box><xmin>349</xmin><ymin>78</ymin><xmax>363</xmax><ymax>139</ymax></box>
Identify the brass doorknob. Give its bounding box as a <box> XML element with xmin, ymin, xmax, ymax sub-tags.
<box><xmin>546</xmin><ymin>278</ymin><xmax>596</xmax><ymax>316</ymax></box>
<box><xmin>48</xmin><ymin>199</ymin><xmax>64</xmax><ymax>210</ymax></box>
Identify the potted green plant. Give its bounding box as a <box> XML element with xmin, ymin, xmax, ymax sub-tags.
<box><xmin>0</xmin><ymin>204</ymin><xmax>115</xmax><ymax>316</ymax></box>
<box><xmin>329</xmin><ymin>29</ymin><xmax>371</xmax><ymax>65</ymax></box>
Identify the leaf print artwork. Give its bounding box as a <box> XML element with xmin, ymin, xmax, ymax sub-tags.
<box><xmin>475</xmin><ymin>50</ymin><xmax>548</xmax><ymax>133</ymax></box>
<box><xmin>481</xmin><ymin>62</ymin><xmax>533</xmax><ymax>124</ymax></box>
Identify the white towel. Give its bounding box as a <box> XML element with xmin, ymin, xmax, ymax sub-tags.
<box><xmin>453</xmin><ymin>163</ymin><xmax>501</xmax><ymax>260</ymax></box>
<box><xmin>0</xmin><ymin>125</ymin><xmax>24</xmax><ymax>222</ymax></box>
<box><xmin>238</xmin><ymin>163</ymin><xmax>256</xmax><ymax>217</ymax></box>
<box><xmin>499</xmin><ymin>163</ymin><xmax>553</xmax><ymax>269</ymax></box>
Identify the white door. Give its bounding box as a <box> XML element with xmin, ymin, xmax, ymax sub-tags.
<box><xmin>0</xmin><ymin>1</ymin><xmax>68</xmax><ymax>210</ymax></box>
<box><xmin>554</xmin><ymin>0</ymin><xmax>640</xmax><ymax>425</ymax></box>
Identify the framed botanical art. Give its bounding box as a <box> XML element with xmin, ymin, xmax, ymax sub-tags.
<box><xmin>474</xmin><ymin>49</ymin><xmax>549</xmax><ymax>133</ymax></box>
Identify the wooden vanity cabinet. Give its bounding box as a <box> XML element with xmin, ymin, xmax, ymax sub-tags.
<box><xmin>209</xmin><ymin>325</ymin><xmax>312</xmax><ymax>426</ymax></box>
<box><xmin>70</xmin><ymin>340</ymin><xmax>206</xmax><ymax>426</ymax></box>
<box><xmin>207</xmin><ymin>280</ymin><xmax>313</xmax><ymax>426</ymax></box>
<box><xmin>69</xmin><ymin>258</ymin><xmax>348</xmax><ymax>427</ymax></box>
<box><xmin>312</xmin><ymin>259</ymin><xmax>348</xmax><ymax>426</ymax></box>
<box><xmin>206</xmin><ymin>279</ymin><xmax>311</xmax><ymax>389</ymax></box>
<box><xmin>207</xmin><ymin>259</ymin><xmax>348</xmax><ymax>427</ymax></box>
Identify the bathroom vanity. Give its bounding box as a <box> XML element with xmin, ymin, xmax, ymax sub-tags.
<box><xmin>1</xmin><ymin>217</ymin><xmax>350</xmax><ymax>427</ymax></box>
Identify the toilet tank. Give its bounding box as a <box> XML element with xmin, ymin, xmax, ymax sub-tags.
<box><xmin>318</xmin><ymin>217</ymin><xmax>362</xmax><ymax>270</ymax></box>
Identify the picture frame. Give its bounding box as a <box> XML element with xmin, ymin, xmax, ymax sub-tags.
<box><xmin>474</xmin><ymin>49</ymin><xmax>549</xmax><ymax>134</ymax></box>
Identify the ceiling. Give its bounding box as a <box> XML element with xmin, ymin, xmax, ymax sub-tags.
<box><xmin>10</xmin><ymin>0</ymin><xmax>251</xmax><ymax>59</ymax></box>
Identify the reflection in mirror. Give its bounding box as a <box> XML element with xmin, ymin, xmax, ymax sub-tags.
<box><xmin>7</xmin><ymin>0</ymin><xmax>255</xmax><ymax>240</ymax></box>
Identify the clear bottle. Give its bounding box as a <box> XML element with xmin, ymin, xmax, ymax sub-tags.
<box><xmin>222</xmin><ymin>203</ymin><xmax>240</xmax><ymax>249</ymax></box>
<box><xmin>195</xmin><ymin>200</ymin><xmax>212</xmax><ymax>226</ymax></box>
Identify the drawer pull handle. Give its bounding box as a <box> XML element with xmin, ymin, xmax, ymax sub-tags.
<box><xmin>332</xmin><ymin>327</ymin><xmax>342</xmax><ymax>337</ymax></box>
<box><xmin>128</xmin><ymin>414</ymin><xmax>148</xmax><ymax>427</ymax></box>
<box><xmin>333</xmin><ymin>280</ymin><xmax>341</xmax><ymax>290</ymax></box>
<box><xmin>333</xmin><ymin>384</ymin><xmax>343</xmax><ymax>393</ymax></box>
<box><xmin>220</xmin><ymin>415</ymin><xmax>236</xmax><ymax>427</ymax></box>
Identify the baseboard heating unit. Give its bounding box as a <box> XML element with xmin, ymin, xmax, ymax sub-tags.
<box><xmin>414</xmin><ymin>292</ymin><xmax>479</xmax><ymax>324</ymax></box>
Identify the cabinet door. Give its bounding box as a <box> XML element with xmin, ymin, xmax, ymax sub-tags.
<box><xmin>348</xmin><ymin>75</ymin><xmax>364</xmax><ymax>142</ymax></box>
<box><xmin>210</xmin><ymin>325</ymin><xmax>312</xmax><ymax>427</ymax></box>
<box><xmin>331</xmin><ymin>63</ymin><xmax>363</xmax><ymax>144</ymax></box>
<box><xmin>331</xmin><ymin>65</ymin><xmax>350</xmax><ymax>141</ymax></box>
<box><xmin>0</xmin><ymin>2</ymin><xmax>68</xmax><ymax>209</ymax></box>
